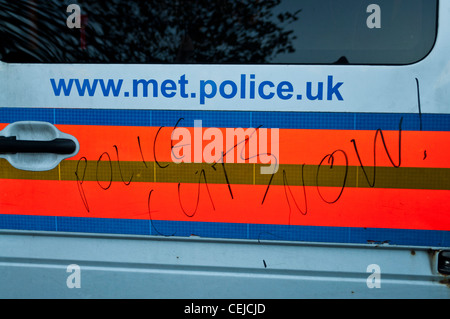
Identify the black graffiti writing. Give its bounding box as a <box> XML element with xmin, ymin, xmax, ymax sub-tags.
<box><xmin>114</xmin><ymin>144</ymin><xmax>133</xmax><ymax>185</ymax></box>
<box><xmin>350</xmin><ymin>117</ymin><xmax>402</xmax><ymax>188</ymax></box>
<box><xmin>73</xmin><ymin>115</ymin><xmax>405</xmax><ymax>233</ymax></box>
<box><xmin>316</xmin><ymin>149</ymin><xmax>348</xmax><ymax>204</ymax></box>
<box><xmin>74</xmin><ymin>156</ymin><xmax>89</xmax><ymax>212</ymax></box>
<box><xmin>178</xmin><ymin>169</ymin><xmax>215</xmax><ymax>218</ymax></box>
<box><xmin>96</xmin><ymin>151</ymin><xmax>112</xmax><ymax>190</ymax></box>
<box><xmin>283</xmin><ymin>165</ymin><xmax>308</xmax><ymax>223</ymax></box>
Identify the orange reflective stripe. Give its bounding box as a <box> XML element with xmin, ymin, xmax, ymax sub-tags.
<box><xmin>49</xmin><ymin>124</ymin><xmax>450</xmax><ymax>168</ymax></box>
<box><xmin>1</xmin><ymin>179</ymin><xmax>449</xmax><ymax>231</ymax></box>
<box><xmin>1</xmin><ymin>123</ymin><xmax>449</xmax><ymax>232</ymax></box>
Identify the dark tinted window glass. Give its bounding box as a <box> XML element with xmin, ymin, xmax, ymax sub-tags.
<box><xmin>0</xmin><ymin>0</ymin><xmax>438</xmax><ymax>64</ymax></box>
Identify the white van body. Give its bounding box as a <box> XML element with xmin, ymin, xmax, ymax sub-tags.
<box><xmin>0</xmin><ymin>0</ymin><xmax>448</xmax><ymax>299</ymax></box>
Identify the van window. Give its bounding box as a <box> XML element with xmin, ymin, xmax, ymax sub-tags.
<box><xmin>0</xmin><ymin>0</ymin><xmax>438</xmax><ymax>64</ymax></box>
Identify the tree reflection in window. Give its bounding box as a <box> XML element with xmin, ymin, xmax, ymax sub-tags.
<box><xmin>0</xmin><ymin>0</ymin><xmax>301</xmax><ymax>63</ymax></box>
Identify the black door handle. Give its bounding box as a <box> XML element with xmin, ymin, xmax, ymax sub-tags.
<box><xmin>0</xmin><ymin>121</ymin><xmax>80</xmax><ymax>171</ymax></box>
<box><xmin>0</xmin><ymin>136</ymin><xmax>77</xmax><ymax>155</ymax></box>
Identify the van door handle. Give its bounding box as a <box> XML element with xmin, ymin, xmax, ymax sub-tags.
<box><xmin>0</xmin><ymin>121</ymin><xmax>80</xmax><ymax>171</ymax></box>
<box><xmin>0</xmin><ymin>136</ymin><xmax>76</xmax><ymax>155</ymax></box>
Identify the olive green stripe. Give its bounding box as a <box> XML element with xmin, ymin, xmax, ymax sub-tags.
<box><xmin>0</xmin><ymin>159</ymin><xmax>449</xmax><ymax>190</ymax></box>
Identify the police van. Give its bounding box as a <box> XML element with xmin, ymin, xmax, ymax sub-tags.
<box><xmin>0</xmin><ymin>0</ymin><xmax>449</xmax><ymax>299</ymax></box>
